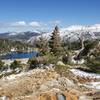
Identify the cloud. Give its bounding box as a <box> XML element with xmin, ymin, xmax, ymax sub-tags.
<box><xmin>0</xmin><ymin>20</ymin><xmax>61</xmax><ymax>32</ymax></box>
<box><xmin>49</xmin><ymin>20</ymin><xmax>61</xmax><ymax>25</ymax></box>
<box><xmin>10</xmin><ymin>21</ymin><xmax>27</xmax><ymax>27</ymax></box>
<box><xmin>29</xmin><ymin>21</ymin><xmax>41</xmax><ymax>27</ymax></box>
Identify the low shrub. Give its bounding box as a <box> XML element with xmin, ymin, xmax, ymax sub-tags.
<box><xmin>85</xmin><ymin>57</ymin><xmax>100</xmax><ymax>73</ymax></box>
<box><xmin>10</xmin><ymin>60</ymin><xmax>22</xmax><ymax>70</ymax></box>
<box><xmin>28</xmin><ymin>53</ymin><xmax>58</xmax><ymax>69</ymax></box>
<box><xmin>55</xmin><ymin>64</ymin><xmax>69</xmax><ymax>76</ymax></box>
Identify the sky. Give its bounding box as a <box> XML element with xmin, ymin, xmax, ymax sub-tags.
<box><xmin>0</xmin><ymin>0</ymin><xmax>100</xmax><ymax>32</ymax></box>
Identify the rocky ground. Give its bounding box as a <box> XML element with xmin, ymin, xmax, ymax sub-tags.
<box><xmin>0</xmin><ymin>67</ymin><xmax>100</xmax><ymax>100</ymax></box>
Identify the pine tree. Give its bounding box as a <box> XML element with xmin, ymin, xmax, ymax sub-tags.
<box><xmin>49</xmin><ymin>26</ymin><xmax>62</xmax><ymax>56</ymax></box>
<box><xmin>35</xmin><ymin>35</ymin><xmax>49</xmax><ymax>55</ymax></box>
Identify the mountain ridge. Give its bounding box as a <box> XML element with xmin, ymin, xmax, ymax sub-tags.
<box><xmin>0</xmin><ymin>24</ymin><xmax>100</xmax><ymax>43</ymax></box>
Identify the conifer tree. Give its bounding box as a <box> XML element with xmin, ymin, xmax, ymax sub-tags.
<box><xmin>36</xmin><ymin>36</ymin><xmax>49</xmax><ymax>55</ymax></box>
<box><xmin>49</xmin><ymin>26</ymin><xmax>62</xmax><ymax>56</ymax></box>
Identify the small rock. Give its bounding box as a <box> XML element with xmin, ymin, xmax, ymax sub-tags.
<box><xmin>57</xmin><ymin>61</ymin><xmax>66</xmax><ymax>66</ymax></box>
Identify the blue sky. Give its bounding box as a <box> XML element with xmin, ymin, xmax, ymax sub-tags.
<box><xmin>0</xmin><ymin>0</ymin><xmax>100</xmax><ymax>32</ymax></box>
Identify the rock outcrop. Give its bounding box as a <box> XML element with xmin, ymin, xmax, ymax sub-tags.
<box><xmin>0</xmin><ymin>68</ymin><xmax>99</xmax><ymax>100</ymax></box>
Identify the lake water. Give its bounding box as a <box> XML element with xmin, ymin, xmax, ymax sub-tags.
<box><xmin>0</xmin><ymin>51</ymin><xmax>38</xmax><ymax>60</ymax></box>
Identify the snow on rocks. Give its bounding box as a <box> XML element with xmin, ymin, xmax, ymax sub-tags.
<box><xmin>1</xmin><ymin>68</ymin><xmax>46</xmax><ymax>81</ymax></box>
<box><xmin>71</xmin><ymin>55</ymin><xmax>85</xmax><ymax>64</ymax></box>
<box><xmin>3</xmin><ymin>75</ymin><xmax>16</xmax><ymax>81</ymax></box>
<box><xmin>1</xmin><ymin>72</ymin><xmax>25</xmax><ymax>81</ymax></box>
<box><xmin>39</xmin><ymin>77</ymin><xmax>76</xmax><ymax>92</ymax></box>
<box><xmin>70</xmin><ymin>69</ymin><xmax>100</xmax><ymax>79</ymax></box>
<box><xmin>79</xmin><ymin>95</ymin><xmax>92</xmax><ymax>100</ymax></box>
<box><xmin>83</xmin><ymin>82</ymin><xmax>100</xmax><ymax>90</ymax></box>
<box><xmin>0</xmin><ymin>96</ymin><xmax>7</xmax><ymax>100</ymax></box>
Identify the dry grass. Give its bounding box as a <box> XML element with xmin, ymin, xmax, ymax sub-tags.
<box><xmin>0</xmin><ymin>68</ymin><xmax>99</xmax><ymax>100</ymax></box>
<box><xmin>0</xmin><ymin>69</ymin><xmax>59</xmax><ymax>99</ymax></box>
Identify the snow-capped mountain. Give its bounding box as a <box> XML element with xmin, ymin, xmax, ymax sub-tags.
<box><xmin>28</xmin><ymin>24</ymin><xmax>100</xmax><ymax>44</ymax></box>
<box><xmin>0</xmin><ymin>24</ymin><xmax>100</xmax><ymax>43</ymax></box>
<box><xmin>0</xmin><ymin>31</ymin><xmax>40</xmax><ymax>42</ymax></box>
<box><xmin>61</xmin><ymin>24</ymin><xmax>100</xmax><ymax>41</ymax></box>
<box><xmin>8</xmin><ymin>32</ymin><xmax>25</xmax><ymax>36</ymax></box>
<box><xmin>63</xmin><ymin>24</ymin><xmax>100</xmax><ymax>32</ymax></box>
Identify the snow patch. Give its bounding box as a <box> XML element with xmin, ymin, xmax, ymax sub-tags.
<box><xmin>70</xmin><ymin>69</ymin><xmax>100</xmax><ymax>79</ymax></box>
<box><xmin>8</xmin><ymin>32</ymin><xmax>17</xmax><ymax>36</ymax></box>
<box><xmin>0</xmin><ymin>96</ymin><xmax>7</xmax><ymax>100</ymax></box>
<box><xmin>8</xmin><ymin>32</ymin><xmax>25</xmax><ymax>36</ymax></box>
<box><xmin>71</xmin><ymin>56</ymin><xmax>85</xmax><ymax>64</ymax></box>
<box><xmin>2</xmin><ymin>69</ymin><xmax>46</xmax><ymax>81</ymax></box>
<box><xmin>84</xmin><ymin>82</ymin><xmax>100</xmax><ymax>90</ymax></box>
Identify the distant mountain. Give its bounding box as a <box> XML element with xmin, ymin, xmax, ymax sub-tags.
<box><xmin>0</xmin><ymin>24</ymin><xmax>100</xmax><ymax>44</ymax></box>
<box><xmin>63</xmin><ymin>24</ymin><xmax>100</xmax><ymax>32</ymax></box>
<box><xmin>0</xmin><ymin>31</ymin><xmax>40</xmax><ymax>42</ymax></box>
<box><xmin>28</xmin><ymin>24</ymin><xmax>100</xmax><ymax>44</ymax></box>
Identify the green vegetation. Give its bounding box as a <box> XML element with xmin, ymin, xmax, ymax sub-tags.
<box><xmin>85</xmin><ymin>57</ymin><xmax>100</xmax><ymax>73</ymax></box>
<box><xmin>55</xmin><ymin>65</ymin><xmax>69</xmax><ymax>76</ymax></box>
<box><xmin>0</xmin><ymin>39</ymin><xmax>11</xmax><ymax>54</ymax></box>
<box><xmin>74</xmin><ymin>40</ymin><xmax>99</xmax><ymax>60</ymax></box>
<box><xmin>49</xmin><ymin>26</ymin><xmax>63</xmax><ymax>56</ymax></box>
<box><xmin>0</xmin><ymin>60</ymin><xmax>4</xmax><ymax>70</ymax></box>
<box><xmin>0</xmin><ymin>39</ymin><xmax>34</xmax><ymax>54</ymax></box>
<box><xmin>0</xmin><ymin>26</ymin><xmax>99</xmax><ymax>75</ymax></box>
<box><xmin>85</xmin><ymin>42</ymin><xmax>100</xmax><ymax>73</ymax></box>
<box><xmin>10</xmin><ymin>60</ymin><xmax>22</xmax><ymax>70</ymax></box>
<box><xmin>62</xmin><ymin>40</ymin><xmax>82</xmax><ymax>51</ymax></box>
<box><xmin>28</xmin><ymin>26</ymin><xmax>66</xmax><ymax>69</ymax></box>
<box><xmin>35</xmin><ymin>36</ymin><xmax>49</xmax><ymax>55</ymax></box>
<box><xmin>28</xmin><ymin>53</ymin><xmax>58</xmax><ymax>69</ymax></box>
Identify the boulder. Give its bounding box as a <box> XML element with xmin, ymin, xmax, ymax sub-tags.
<box><xmin>57</xmin><ymin>61</ymin><xmax>66</xmax><ymax>66</ymax></box>
<box><xmin>57</xmin><ymin>77</ymin><xmax>76</xmax><ymax>89</ymax></box>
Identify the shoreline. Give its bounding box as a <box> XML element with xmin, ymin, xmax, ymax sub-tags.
<box><xmin>2</xmin><ymin>58</ymin><xmax>29</xmax><ymax>65</ymax></box>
